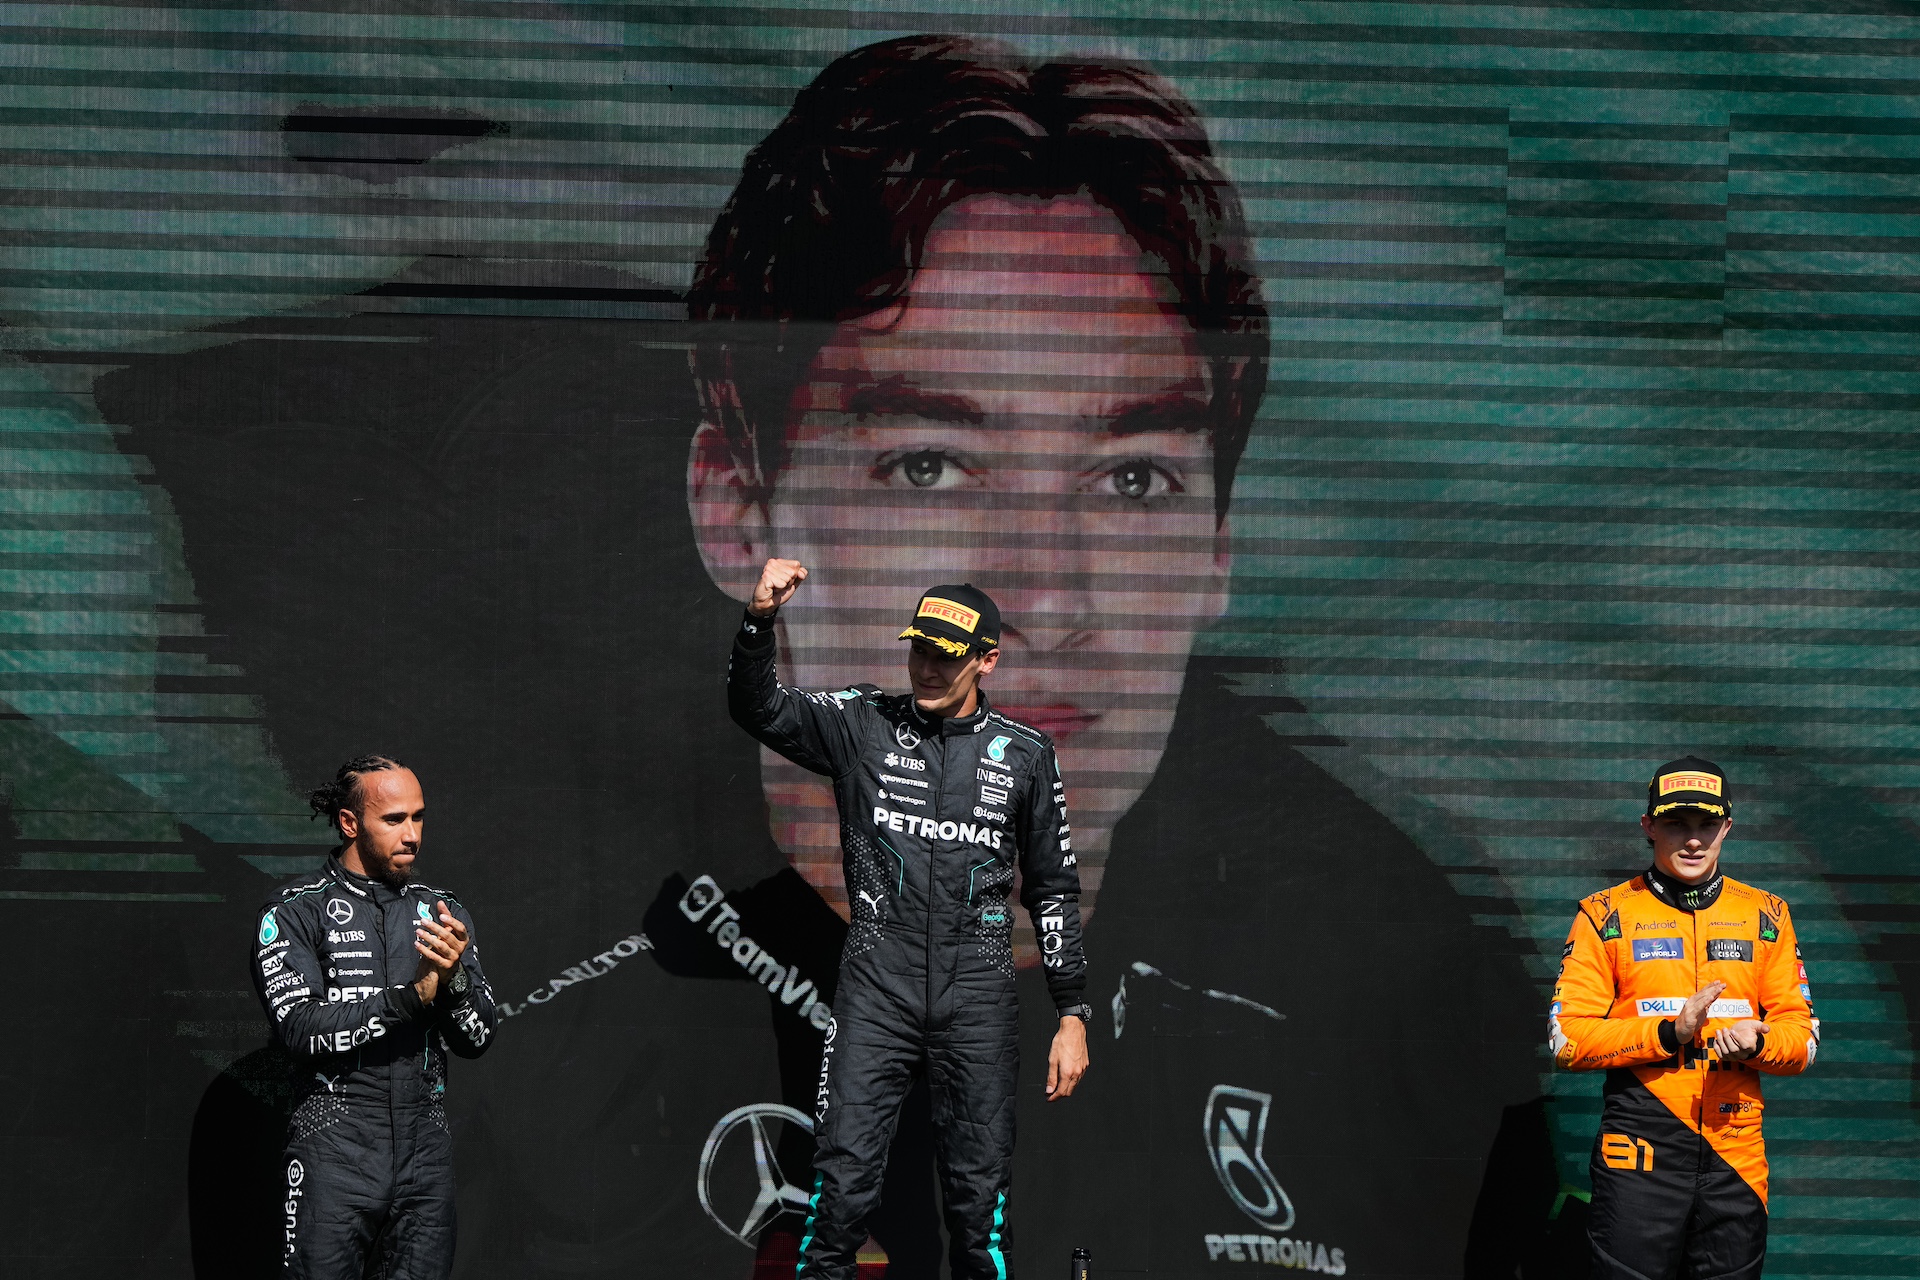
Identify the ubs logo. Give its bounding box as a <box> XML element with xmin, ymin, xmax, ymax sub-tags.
<box><xmin>1204</xmin><ymin>1085</ymin><xmax>1295</xmax><ymax>1232</ymax></box>
<box><xmin>697</xmin><ymin>1103</ymin><xmax>815</xmax><ymax>1247</ymax></box>
<box><xmin>326</xmin><ymin>898</ymin><xmax>355</xmax><ymax>925</ymax></box>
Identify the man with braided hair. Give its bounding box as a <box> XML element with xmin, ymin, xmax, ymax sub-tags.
<box><xmin>250</xmin><ymin>755</ymin><xmax>497</xmax><ymax>1280</ymax></box>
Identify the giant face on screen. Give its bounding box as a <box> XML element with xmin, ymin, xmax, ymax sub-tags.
<box><xmin>687</xmin><ymin>36</ymin><xmax>1268</xmax><ymax>935</ymax></box>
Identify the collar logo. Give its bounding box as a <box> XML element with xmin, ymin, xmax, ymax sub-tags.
<box><xmin>917</xmin><ymin>598</ymin><xmax>980</xmax><ymax>633</ymax></box>
<box><xmin>1659</xmin><ymin>771</ymin><xmax>1722</xmax><ymax>796</ymax></box>
<box><xmin>1204</xmin><ymin>1084</ymin><xmax>1295</xmax><ymax>1232</ymax></box>
<box><xmin>696</xmin><ymin>1103</ymin><xmax>815</xmax><ymax>1247</ymax></box>
<box><xmin>986</xmin><ymin>735</ymin><xmax>1011</xmax><ymax>763</ymax></box>
<box><xmin>326</xmin><ymin>898</ymin><xmax>355</xmax><ymax>925</ymax></box>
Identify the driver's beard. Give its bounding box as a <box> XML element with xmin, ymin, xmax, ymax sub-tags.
<box><xmin>373</xmin><ymin>862</ymin><xmax>413</xmax><ymax>890</ymax></box>
<box><xmin>358</xmin><ymin>845</ymin><xmax>413</xmax><ymax>889</ymax></box>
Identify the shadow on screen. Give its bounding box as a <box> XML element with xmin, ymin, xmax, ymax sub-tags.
<box><xmin>189</xmin><ymin>1045</ymin><xmax>294</xmax><ymax>1279</ymax></box>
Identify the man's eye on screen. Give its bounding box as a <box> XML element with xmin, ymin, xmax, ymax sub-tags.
<box><xmin>1100</xmin><ymin>458</ymin><xmax>1182</xmax><ymax>501</ymax></box>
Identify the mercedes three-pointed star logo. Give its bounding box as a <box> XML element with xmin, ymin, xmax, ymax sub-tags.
<box><xmin>697</xmin><ymin>1103</ymin><xmax>815</xmax><ymax>1247</ymax></box>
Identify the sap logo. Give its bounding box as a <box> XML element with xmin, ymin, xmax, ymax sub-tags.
<box><xmin>1636</xmin><ymin>996</ymin><xmax>1687</xmax><ymax>1017</ymax></box>
<box><xmin>1631</xmin><ymin>937</ymin><xmax>1685</xmax><ymax>962</ymax></box>
<box><xmin>977</xmin><ymin>767</ymin><xmax>1013</xmax><ymax>788</ymax></box>
<box><xmin>986</xmin><ymin>735</ymin><xmax>1011</xmax><ymax>762</ymax></box>
<box><xmin>883</xmin><ymin>753</ymin><xmax>925</xmax><ymax>771</ymax></box>
<box><xmin>873</xmin><ymin>805</ymin><xmax>1003</xmax><ymax>849</ymax></box>
<box><xmin>1635</xmin><ymin>919</ymin><xmax>1678</xmax><ymax>931</ymax></box>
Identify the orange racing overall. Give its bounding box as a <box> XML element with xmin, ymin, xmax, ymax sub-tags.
<box><xmin>1551</xmin><ymin>870</ymin><xmax>1816</xmax><ymax>1279</ymax></box>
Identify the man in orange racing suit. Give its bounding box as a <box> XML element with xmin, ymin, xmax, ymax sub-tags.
<box><xmin>1550</xmin><ymin>756</ymin><xmax>1817</xmax><ymax>1279</ymax></box>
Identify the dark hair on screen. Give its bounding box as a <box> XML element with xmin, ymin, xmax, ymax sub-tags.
<box><xmin>687</xmin><ymin>34</ymin><xmax>1269</xmax><ymax>524</ymax></box>
<box><xmin>308</xmin><ymin>755</ymin><xmax>407</xmax><ymax>834</ymax></box>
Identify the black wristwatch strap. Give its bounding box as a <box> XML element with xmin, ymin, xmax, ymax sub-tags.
<box><xmin>1060</xmin><ymin>1002</ymin><xmax>1094</xmax><ymax>1024</ymax></box>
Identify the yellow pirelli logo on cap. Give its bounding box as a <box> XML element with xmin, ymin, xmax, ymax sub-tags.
<box><xmin>918</xmin><ymin>598</ymin><xmax>980</xmax><ymax>633</ymax></box>
<box><xmin>1659</xmin><ymin>771</ymin><xmax>1721</xmax><ymax>797</ymax></box>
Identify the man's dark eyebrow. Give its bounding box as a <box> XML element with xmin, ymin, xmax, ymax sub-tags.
<box><xmin>1108</xmin><ymin>395</ymin><xmax>1212</xmax><ymax>436</ymax></box>
<box><xmin>847</xmin><ymin>377</ymin><xmax>984</xmax><ymax>425</ymax></box>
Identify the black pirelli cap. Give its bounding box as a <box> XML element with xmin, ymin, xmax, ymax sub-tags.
<box><xmin>1647</xmin><ymin>756</ymin><xmax>1731</xmax><ymax>818</ymax></box>
<box><xmin>898</xmin><ymin>584</ymin><xmax>1001</xmax><ymax>658</ymax></box>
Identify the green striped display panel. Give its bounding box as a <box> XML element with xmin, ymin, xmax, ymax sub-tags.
<box><xmin>5</xmin><ymin>2</ymin><xmax>1920</xmax><ymax>1273</ymax></box>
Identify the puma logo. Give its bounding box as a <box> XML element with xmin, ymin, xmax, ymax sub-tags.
<box><xmin>857</xmin><ymin>890</ymin><xmax>884</xmax><ymax>916</ymax></box>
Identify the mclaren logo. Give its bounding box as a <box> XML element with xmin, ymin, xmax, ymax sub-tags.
<box><xmin>1204</xmin><ymin>1085</ymin><xmax>1295</xmax><ymax>1232</ymax></box>
<box><xmin>697</xmin><ymin>1103</ymin><xmax>815</xmax><ymax>1247</ymax></box>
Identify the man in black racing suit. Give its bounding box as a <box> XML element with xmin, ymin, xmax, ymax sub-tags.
<box><xmin>729</xmin><ymin>560</ymin><xmax>1091</xmax><ymax>1280</ymax></box>
<box><xmin>250</xmin><ymin>756</ymin><xmax>497</xmax><ymax>1279</ymax></box>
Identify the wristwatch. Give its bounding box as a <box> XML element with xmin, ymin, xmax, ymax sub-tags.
<box><xmin>1060</xmin><ymin>1003</ymin><xmax>1094</xmax><ymax>1024</ymax></box>
<box><xmin>446</xmin><ymin>965</ymin><xmax>471</xmax><ymax>999</ymax></box>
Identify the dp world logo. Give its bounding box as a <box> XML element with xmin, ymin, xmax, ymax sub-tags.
<box><xmin>697</xmin><ymin>1103</ymin><xmax>815</xmax><ymax>1247</ymax></box>
<box><xmin>326</xmin><ymin>898</ymin><xmax>355</xmax><ymax>925</ymax></box>
<box><xmin>1204</xmin><ymin>1085</ymin><xmax>1295</xmax><ymax>1232</ymax></box>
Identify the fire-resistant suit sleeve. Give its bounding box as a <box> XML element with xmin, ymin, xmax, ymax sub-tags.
<box><xmin>1550</xmin><ymin>904</ymin><xmax>1673</xmax><ymax>1071</ymax></box>
<box><xmin>1017</xmin><ymin>742</ymin><xmax>1086</xmax><ymax>1011</ymax></box>
<box><xmin>1752</xmin><ymin>898</ymin><xmax>1817</xmax><ymax>1075</ymax></box>
<box><xmin>432</xmin><ymin>895</ymin><xmax>498</xmax><ymax>1060</ymax></box>
<box><xmin>252</xmin><ymin>899</ymin><xmax>426</xmax><ymax>1063</ymax></box>
<box><xmin>728</xmin><ymin>611</ymin><xmax>860</xmax><ymax>777</ymax></box>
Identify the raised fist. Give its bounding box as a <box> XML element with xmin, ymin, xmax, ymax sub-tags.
<box><xmin>749</xmin><ymin>558</ymin><xmax>809</xmax><ymax>617</ymax></box>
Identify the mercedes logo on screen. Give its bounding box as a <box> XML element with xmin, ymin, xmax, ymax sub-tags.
<box><xmin>1204</xmin><ymin>1084</ymin><xmax>1295</xmax><ymax>1231</ymax></box>
<box><xmin>697</xmin><ymin>1103</ymin><xmax>815</xmax><ymax>1247</ymax></box>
